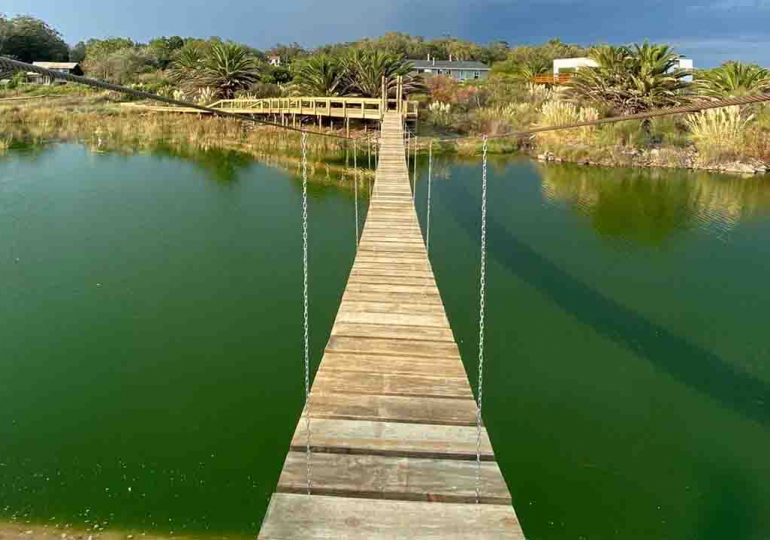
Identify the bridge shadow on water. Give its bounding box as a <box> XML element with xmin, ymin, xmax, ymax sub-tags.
<box><xmin>445</xmin><ymin>182</ymin><xmax>770</xmax><ymax>429</ymax></box>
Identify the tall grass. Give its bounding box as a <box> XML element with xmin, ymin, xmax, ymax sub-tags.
<box><xmin>535</xmin><ymin>100</ymin><xmax>599</xmax><ymax>148</ymax></box>
<box><xmin>0</xmin><ymin>95</ymin><xmax>375</xmax><ymax>181</ymax></box>
<box><xmin>685</xmin><ymin>106</ymin><xmax>754</xmax><ymax>164</ymax></box>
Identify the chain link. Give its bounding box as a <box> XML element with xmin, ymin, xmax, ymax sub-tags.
<box><xmin>413</xmin><ymin>134</ymin><xmax>418</xmax><ymax>203</ymax></box>
<box><xmin>354</xmin><ymin>138</ymin><xmax>359</xmax><ymax>246</ymax></box>
<box><xmin>475</xmin><ymin>135</ymin><xmax>489</xmax><ymax>504</ymax></box>
<box><xmin>301</xmin><ymin>132</ymin><xmax>312</xmax><ymax>495</ymax></box>
<box><xmin>426</xmin><ymin>140</ymin><xmax>433</xmax><ymax>254</ymax></box>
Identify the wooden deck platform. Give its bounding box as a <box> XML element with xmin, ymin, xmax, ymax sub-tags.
<box><xmin>258</xmin><ymin>112</ymin><xmax>523</xmax><ymax>538</ymax></box>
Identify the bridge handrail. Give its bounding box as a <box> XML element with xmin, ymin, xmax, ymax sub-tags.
<box><xmin>207</xmin><ymin>96</ymin><xmax>419</xmax><ymax>118</ymax></box>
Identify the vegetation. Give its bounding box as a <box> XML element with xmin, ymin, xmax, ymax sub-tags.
<box><xmin>182</xmin><ymin>42</ymin><xmax>260</xmax><ymax>98</ymax></box>
<box><xmin>0</xmin><ymin>15</ymin><xmax>68</xmax><ymax>63</ymax></box>
<box><xmin>569</xmin><ymin>43</ymin><xmax>690</xmax><ymax>115</ymax></box>
<box><xmin>696</xmin><ymin>62</ymin><xmax>770</xmax><ymax>98</ymax></box>
<box><xmin>292</xmin><ymin>55</ymin><xmax>345</xmax><ymax>96</ymax></box>
<box><xmin>2</xmin><ymin>13</ymin><xmax>770</xmax><ymax>174</ymax></box>
<box><xmin>686</xmin><ymin>106</ymin><xmax>754</xmax><ymax>164</ymax></box>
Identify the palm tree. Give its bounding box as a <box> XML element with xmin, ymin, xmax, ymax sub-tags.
<box><xmin>169</xmin><ymin>42</ymin><xmax>206</xmax><ymax>92</ymax></box>
<box><xmin>291</xmin><ymin>55</ymin><xmax>345</xmax><ymax>96</ymax></box>
<box><xmin>514</xmin><ymin>57</ymin><xmax>551</xmax><ymax>81</ymax></box>
<box><xmin>343</xmin><ymin>49</ymin><xmax>422</xmax><ymax>98</ymax></box>
<box><xmin>696</xmin><ymin>62</ymin><xmax>770</xmax><ymax>98</ymax></box>
<box><xmin>194</xmin><ymin>42</ymin><xmax>260</xmax><ymax>99</ymax></box>
<box><xmin>569</xmin><ymin>43</ymin><xmax>690</xmax><ymax>115</ymax></box>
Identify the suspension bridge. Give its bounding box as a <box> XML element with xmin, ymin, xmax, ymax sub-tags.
<box><xmin>258</xmin><ymin>112</ymin><xmax>523</xmax><ymax>538</ymax></box>
<box><xmin>5</xmin><ymin>56</ymin><xmax>770</xmax><ymax>539</ymax></box>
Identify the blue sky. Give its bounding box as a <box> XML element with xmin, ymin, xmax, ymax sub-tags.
<box><xmin>3</xmin><ymin>0</ymin><xmax>770</xmax><ymax>66</ymax></box>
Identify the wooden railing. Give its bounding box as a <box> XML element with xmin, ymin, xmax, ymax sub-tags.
<box><xmin>532</xmin><ymin>73</ymin><xmax>573</xmax><ymax>85</ymax></box>
<box><xmin>208</xmin><ymin>96</ymin><xmax>418</xmax><ymax>120</ymax></box>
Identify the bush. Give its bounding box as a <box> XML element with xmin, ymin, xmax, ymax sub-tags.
<box><xmin>426</xmin><ymin>102</ymin><xmax>453</xmax><ymax>128</ymax></box>
<box><xmin>470</xmin><ymin>103</ymin><xmax>537</xmax><ymax>136</ymax></box>
<box><xmin>535</xmin><ymin>100</ymin><xmax>598</xmax><ymax>148</ymax></box>
<box><xmin>685</xmin><ymin>106</ymin><xmax>754</xmax><ymax>163</ymax></box>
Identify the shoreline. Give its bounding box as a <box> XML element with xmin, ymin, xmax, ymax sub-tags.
<box><xmin>2</xmin><ymin>93</ymin><xmax>769</xmax><ymax>178</ymax></box>
<box><xmin>533</xmin><ymin>148</ymin><xmax>769</xmax><ymax>176</ymax></box>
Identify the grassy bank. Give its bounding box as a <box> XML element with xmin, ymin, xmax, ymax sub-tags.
<box><xmin>0</xmin><ymin>92</ymin><xmax>385</xmax><ymax>187</ymax></box>
<box><xmin>4</xmin><ymin>91</ymin><xmax>769</xmax><ymax>177</ymax></box>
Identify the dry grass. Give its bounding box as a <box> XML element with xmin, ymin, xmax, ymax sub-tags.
<box><xmin>685</xmin><ymin>106</ymin><xmax>754</xmax><ymax>164</ymax></box>
<box><xmin>0</xmin><ymin>94</ymin><xmax>375</xmax><ymax>182</ymax></box>
<box><xmin>535</xmin><ymin>100</ymin><xmax>599</xmax><ymax>148</ymax></box>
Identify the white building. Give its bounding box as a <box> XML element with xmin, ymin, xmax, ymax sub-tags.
<box><xmin>553</xmin><ymin>56</ymin><xmax>694</xmax><ymax>76</ymax></box>
<box><xmin>553</xmin><ymin>57</ymin><xmax>599</xmax><ymax>76</ymax></box>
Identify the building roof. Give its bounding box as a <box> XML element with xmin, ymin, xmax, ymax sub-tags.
<box><xmin>32</xmin><ymin>62</ymin><xmax>80</xmax><ymax>70</ymax></box>
<box><xmin>410</xmin><ymin>60</ymin><xmax>490</xmax><ymax>70</ymax></box>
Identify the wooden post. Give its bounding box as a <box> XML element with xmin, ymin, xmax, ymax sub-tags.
<box><xmin>381</xmin><ymin>76</ymin><xmax>387</xmax><ymax>115</ymax></box>
<box><xmin>346</xmin><ymin>116</ymin><xmax>350</xmax><ymax>138</ymax></box>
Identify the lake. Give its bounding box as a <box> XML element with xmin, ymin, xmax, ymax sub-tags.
<box><xmin>2</xmin><ymin>143</ymin><xmax>770</xmax><ymax>539</ymax></box>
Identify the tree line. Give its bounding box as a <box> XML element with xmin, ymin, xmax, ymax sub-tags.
<box><xmin>2</xmin><ymin>13</ymin><xmax>769</xmax><ymax>114</ymax></box>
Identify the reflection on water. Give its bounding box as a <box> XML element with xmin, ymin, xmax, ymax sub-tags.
<box><xmin>3</xmin><ymin>144</ymin><xmax>770</xmax><ymax>539</ymax></box>
<box><xmin>540</xmin><ymin>163</ymin><xmax>770</xmax><ymax>244</ymax></box>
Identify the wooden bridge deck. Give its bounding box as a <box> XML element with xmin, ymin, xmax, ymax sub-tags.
<box><xmin>258</xmin><ymin>112</ymin><xmax>523</xmax><ymax>538</ymax></box>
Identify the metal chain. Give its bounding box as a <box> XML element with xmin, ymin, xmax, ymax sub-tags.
<box><xmin>301</xmin><ymin>132</ymin><xmax>312</xmax><ymax>495</ymax></box>
<box><xmin>354</xmin><ymin>138</ymin><xmax>359</xmax><ymax>246</ymax></box>
<box><xmin>426</xmin><ymin>140</ymin><xmax>433</xmax><ymax>254</ymax></box>
<box><xmin>475</xmin><ymin>135</ymin><xmax>489</xmax><ymax>504</ymax></box>
<box><xmin>413</xmin><ymin>134</ymin><xmax>418</xmax><ymax>203</ymax></box>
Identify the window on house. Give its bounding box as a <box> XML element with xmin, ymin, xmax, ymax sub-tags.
<box><xmin>474</xmin><ymin>71</ymin><xmax>480</xmax><ymax>79</ymax></box>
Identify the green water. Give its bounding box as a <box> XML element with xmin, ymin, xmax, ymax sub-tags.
<box><xmin>2</xmin><ymin>144</ymin><xmax>770</xmax><ymax>539</ymax></box>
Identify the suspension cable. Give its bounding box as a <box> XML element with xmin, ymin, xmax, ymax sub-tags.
<box><xmin>354</xmin><ymin>138</ymin><xmax>359</xmax><ymax>246</ymax></box>
<box><xmin>426</xmin><ymin>140</ymin><xmax>433</xmax><ymax>254</ymax></box>
<box><xmin>0</xmin><ymin>56</ymin><xmax>354</xmax><ymax>141</ymax></box>
<box><xmin>475</xmin><ymin>135</ymin><xmax>489</xmax><ymax>505</ymax></box>
<box><xmin>300</xmin><ymin>132</ymin><xmax>312</xmax><ymax>495</ymax></box>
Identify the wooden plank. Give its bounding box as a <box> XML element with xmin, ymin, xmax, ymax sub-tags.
<box><xmin>320</xmin><ymin>352</ymin><xmax>468</xmax><ymax>377</ymax></box>
<box><xmin>259</xmin><ymin>494</ymin><xmax>524</xmax><ymax>539</ymax></box>
<box><xmin>290</xmin><ymin>419</ymin><xmax>493</xmax><ymax>460</ymax></box>
<box><xmin>328</xmin><ymin>336</ymin><xmax>461</xmax><ymax>358</ymax></box>
<box><xmin>312</xmin><ymin>370</ymin><xmax>472</xmax><ymax>399</ymax></box>
<box><xmin>341</xmin><ymin>290</ymin><xmax>443</xmax><ymax>305</ymax></box>
<box><xmin>347</xmin><ymin>277</ymin><xmax>437</xmax><ymax>289</ymax></box>
<box><xmin>276</xmin><ymin>452</ymin><xmax>511</xmax><ymax>504</ymax></box>
<box><xmin>343</xmin><ymin>283</ymin><xmax>440</xmax><ymax>295</ymax></box>
<box><xmin>307</xmin><ymin>393</ymin><xmax>478</xmax><ymax>426</ymax></box>
<box><xmin>335</xmin><ymin>310</ymin><xmax>449</xmax><ymax>328</ymax></box>
<box><xmin>352</xmin><ymin>261</ymin><xmax>433</xmax><ymax>272</ymax></box>
<box><xmin>333</xmin><ymin>323</ymin><xmax>454</xmax><ymax>343</ymax></box>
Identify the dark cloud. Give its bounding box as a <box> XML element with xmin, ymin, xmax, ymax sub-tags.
<box><xmin>3</xmin><ymin>0</ymin><xmax>769</xmax><ymax>66</ymax></box>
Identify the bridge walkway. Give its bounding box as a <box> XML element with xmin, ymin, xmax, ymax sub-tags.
<box><xmin>258</xmin><ymin>112</ymin><xmax>523</xmax><ymax>538</ymax></box>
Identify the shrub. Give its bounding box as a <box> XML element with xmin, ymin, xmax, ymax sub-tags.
<box><xmin>535</xmin><ymin>100</ymin><xmax>598</xmax><ymax>148</ymax></box>
<box><xmin>685</xmin><ymin>106</ymin><xmax>754</xmax><ymax>163</ymax></box>
<box><xmin>426</xmin><ymin>101</ymin><xmax>453</xmax><ymax>128</ymax></box>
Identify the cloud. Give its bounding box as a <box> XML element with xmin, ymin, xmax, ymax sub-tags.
<box><xmin>661</xmin><ymin>35</ymin><xmax>770</xmax><ymax>66</ymax></box>
<box><xmin>688</xmin><ymin>0</ymin><xmax>770</xmax><ymax>10</ymax></box>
